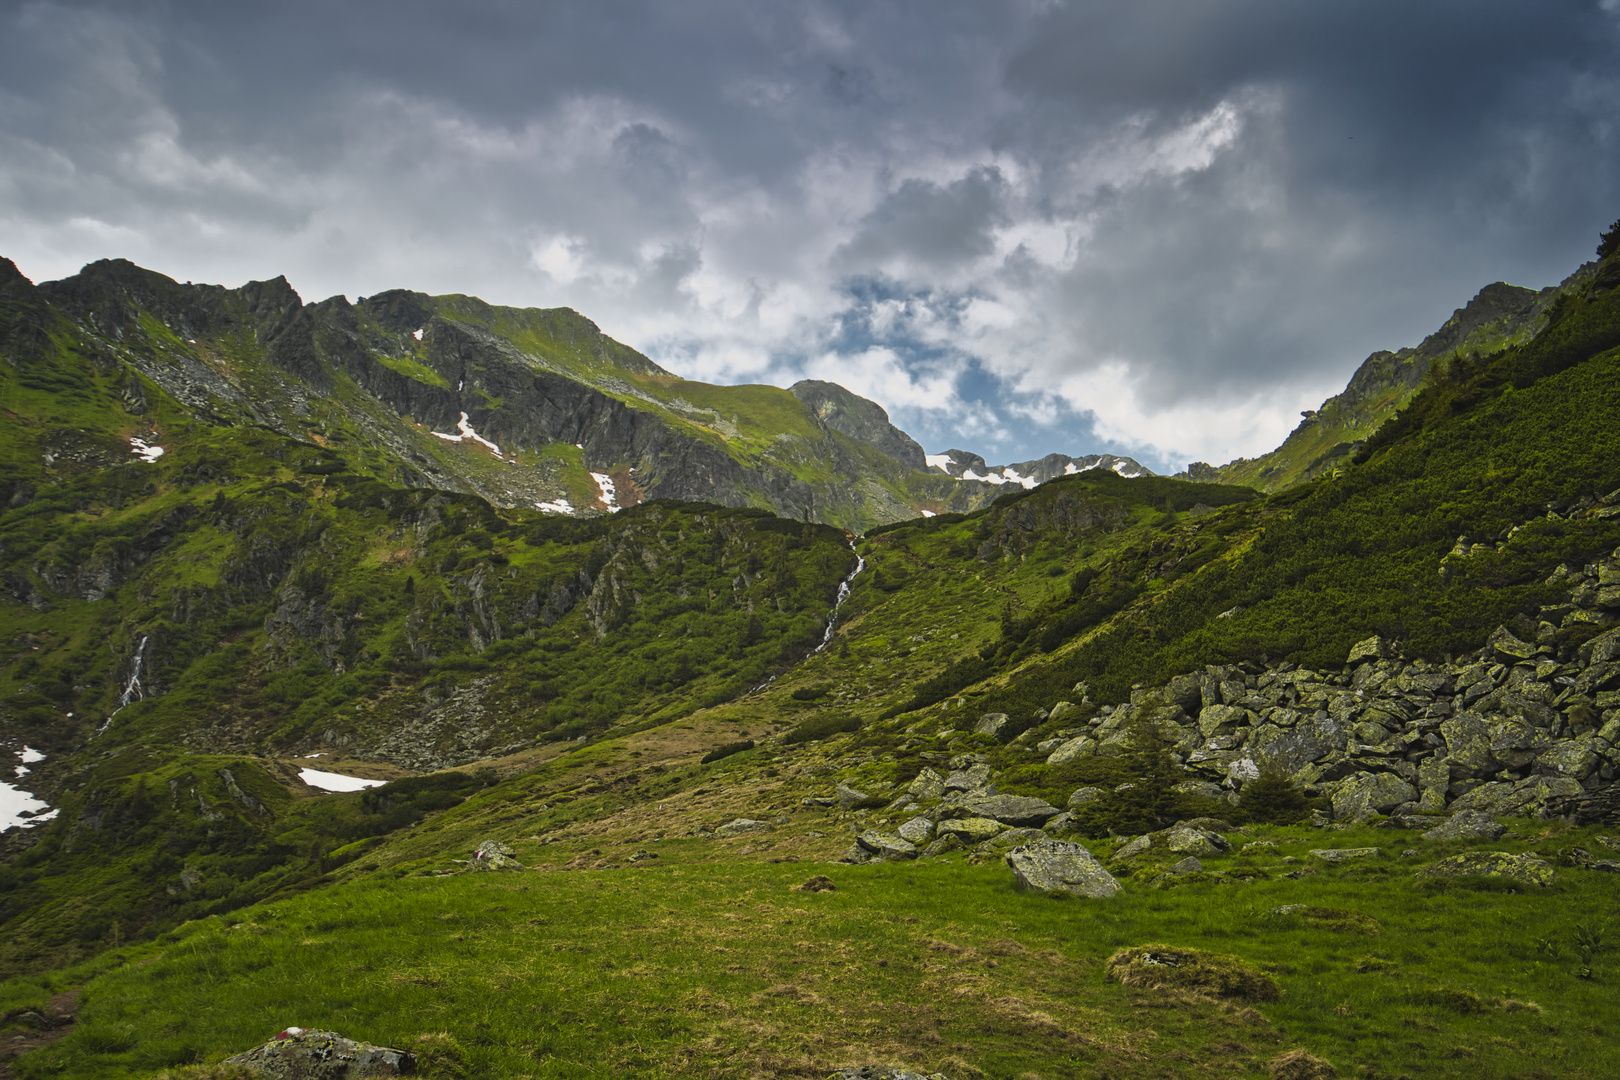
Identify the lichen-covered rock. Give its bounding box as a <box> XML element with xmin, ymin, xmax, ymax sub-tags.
<box><xmin>1330</xmin><ymin>772</ymin><xmax>1415</xmax><ymax>820</ymax></box>
<box><xmin>1440</xmin><ymin>713</ymin><xmax>1498</xmax><ymax>777</ymax></box>
<box><xmin>1198</xmin><ymin>703</ymin><xmax>1248</xmax><ymax>736</ymax></box>
<box><xmin>1005</xmin><ymin>838</ymin><xmax>1122</xmax><ymax>897</ymax></box>
<box><xmin>222</xmin><ymin>1029</ymin><xmax>415</xmax><ymax>1078</ymax></box>
<box><xmin>1421</xmin><ymin>811</ymin><xmax>1506</xmax><ymax>841</ymax></box>
<box><xmin>935</xmin><ymin>816</ymin><xmax>1003</xmax><ymax>844</ymax></box>
<box><xmin>1536</xmin><ymin>736</ymin><xmax>1600</xmax><ymax>780</ymax></box>
<box><xmin>1164</xmin><ymin>823</ymin><xmax>1226</xmax><ymax>857</ymax></box>
<box><xmin>1067</xmin><ymin>786</ymin><xmax>1106</xmax><ymax>807</ymax></box>
<box><xmin>959</xmin><ymin>794</ymin><xmax>1061</xmax><ymax>827</ymax></box>
<box><xmin>1416</xmin><ymin>851</ymin><xmax>1554</xmax><ymax>887</ymax></box>
<box><xmin>897</xmin><ymin>816</ymin><xmax>932</xmax><ymax>844</ymax></box>
<box><xmin>854</xmin><ymin>830</ymin><xmax>917</xmax><ymax>861</ymax></box>
<box><xmin>1046</xmin><ymin>735</ymin><xmax>1097</xmax><ymax>766</ymax></box>
<box><xmin>1347</xmin><ymin>636</ymin><xmax>1396</xmax><ymax>664</ymax></box>
<box><xmin>828</xmin><ymin>1067</ymin><xmax>954</xmax><ymax>1080</ymax></box>
<box><xmin>906</xmin><ymin>768</ymin><xmax>946</xmax><ymax>801</ymax></box>
<box><xmin>1449</xmin><ymin>775</ymin><xmax>1584</xmax><ymax>816</ymax></box>
<box><xmin>943</xmin><ymin>763</ymin><xmax>992</xmax><ymax>792</ymax></box>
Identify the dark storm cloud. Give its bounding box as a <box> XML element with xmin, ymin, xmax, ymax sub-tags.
<box><xmin>1</xmin><ymin>0</ymin><xmax>1617</xmax><ymax>471</ymax></box>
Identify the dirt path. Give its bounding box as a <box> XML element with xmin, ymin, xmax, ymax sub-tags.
<box><xmin>0</xmin><ymin>990</ymin><xmax>77</xmax><ymax>1078</ymax></box>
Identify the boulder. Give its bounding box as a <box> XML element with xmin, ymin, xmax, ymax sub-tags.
<box><xmin>1249</xmin><ymin>713</ymin><xmax>1347</xmax><ymax>772</ymax></box>
<box><xmin>1004</xmin><ymin>838</ymin><xmax>1122</xmax><ymax>898</ymax></box>
<box><xmin>959</xmin><ymin>794</ymin><xmax>1062</xmax><ymax>827</ymax></box>
<box><xmin>1487</xmin><ymin>626</ymin><xmax>1541</xmax><ymax>664</ymax></box>
<box><xmin>1042</xmin><ymin>811</ymin><xmax>1077</xmax><ymax>833</ymax></box>
<box><xmin>1197</xmin><ymin>703</ymin><xmax>1248</xmax><ymax>736</ymax></box>
<box><xmin>1330</xmin><ymin>772</ymin><xmax>1416</xmax><ymax>820</ymax></box>
<box><xmin>1115</xmin><ymin>835</ymin><xmax>1152</xmax><ymax>858</ymax></box>
<box><xmin>716</xmin><ymin>818</ymin><xmax>772</xmax><ymax>837</ymax></box>
<box><xmin>1440</xmin><ymin>714</ymin><xmax>1498</xmax><ymax>777</ymax></box>
<box><xmin>897</xmin><ymin>816</ymin><xmax>933</xmax><ymax>845</ymax></box>
<box><xmin>935</xmin><ymin>816</ymin><xmax>1003</xmax><ymax>844</ymax></box>
<box><xmin>974</xmin><ymin>712</ymin><xmax>1013</xmax><ymax>740</ymax></box>
<box><xmin>835</xmin><ymin>784</ymin><xmax>872</xmax><ymax>810</ymax></box>
<box><xmin>855</xmin><ymin>830</ymin><xmax>917</xmax><ymax>861</ymax></box>
<box><xmin>1416</xmin><ymin>851</ymin><xmax>1554</xmax><ymax>887</ymax></box>
<box><xmin>471</xmin><ymin>840</ymin><xmax>523</xmax><ymax>870</ymax></box>
<box><xmin>943</xmin><ymin>763</ymin><xmax>992</xmax><ymax>792</ymax></box>
<box><xmin>1171</xmin><ymin>779</ymin><xmax>1227</xmax><ymax>800</ymax></box>
<box><xmin>1536</xmin><ymin>736</ymin><xmax>1600</xmax><ymax>780</ymax></box>
<box><xmin>1449</xmin><ymin>775</ymin><xmax>1584</xmax><ymax>816</ymax></box>
<box><xmin>1577</xmin><ymin>625</ymin><xmax>1620</xmax><ymax>666</ymax></box>
<box><xmin>1422</xmin><ymin>811</ymin><xmax>1506</xmax><ymax>841</ymax></box>
<box><xmin>1047</xmin><ymin>700</ymin><xmax>1084</xmax><ymax>723</ymax></box>
<box><xmin>921</xmin><ymin>834</ymin><xmax>965</xmax><ymax>857</ymax></box>
<box><xmin>906</xmin><ymin>767</ymin><xmax>946</xmax><ymax>801</ymax></box>
<box><xmin>222</xmin><ymin>1029</ymin><xmax>416</xmax><ymax>1078</ymax></box>
<box><xmin>829</xmin><ymin>1067</ymin><xmax>953</xmax><ymax>1080</ymax></box>
<box><xmin>1308</xmin><ymin>848</ymin><xmax>1380</xmax><ymax>861</ymax></box>
<box><xmin>1046</xmin><ymin>735</ymin><xmax>1097</xmax><ymax>766</ymax></box>
<box><xmin>1067</xmin><ymin>786</ymin><xmax>1106</xmax><ymax>807</ymax></box>
<box><xmin>1164</xmin><ymin>824</ymin><xmax>1226</xmax><ymax>858</ymax></box>
<box><xmin>1347</xmin><ymin>636</ymin><xmax>1396</xmax><ymax>664</ymax></box>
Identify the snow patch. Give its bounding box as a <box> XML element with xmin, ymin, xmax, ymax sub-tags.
<box><xmin>536</xmin><ymin>498</ymin><xmax>574</xmax><ymax>515</ymax></box>
<box><xmin>129</xmin><ymin>437</ymin><xmax>165</xmax><ymax>463</ymax></box>
<box><xmin>412</xmin><ymin>328</ymin><xmax>424</xmax><ymax>341</ymax></box>
<box><xmin>1001</xmin><ymin>466</ymin><xmax>1038</xmax><ymax>490</ymax></box>
<box><xmin>924</xmin><ymin>452</ymin><xmax>955</xmax><ymax>473</ymax></box>
<box><xmin>590</xmin><ymin>472</ymin><xmax>619</xmax><ymax>512</ymax></box>
<box><xmin>919</xmin><ymin>510</ymin><xmax>936</xmax><ymax>518</ymax></box>
<box><xmin>960</xmin><ymin>468</ymin><xmax>1012</xmax><ymax>485</ymax></box>
<box><xmin>298</xmin><ymin>768</ymin><xmax>386</xmax><ymax>792</ymax></box>
<box><xmin>1113</xmin><ymin>460</ymin><xmax>1143</xmax><ymax>476</ymax></box>
<box><xmin>1064</xmin><ymin>462</ymin><xmax>1080</xmax><ymax>475</ymax></box>
<box><xmin>20</xmin><ymin>747</ymin><xmax>44</xmax><ymax>764</ymax></box>
<box><xmin>303</xmin><ymin>753</ymin><xmax>325</xmax><ymax>759</ymax></box>
<box><xmin>431</xmin><ymin>412</ymin><xmax>502</xmax><ymax>454</ymax></box>
<box><xmin>2</xmin><ymin>748</ymin><xmax>55</xmax><ymax>829</ymax></box>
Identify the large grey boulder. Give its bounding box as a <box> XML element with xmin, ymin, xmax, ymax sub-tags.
<box><xmin>1422</xmin><ymin>811</ymin><xmax>1506</xmax><ymax>841</ymax></box>
<box><xmin>222</xmin><ymin>1029</ymin><xmax>415</xmax><ymax>1078</ymax></box>
<box><xmin>1449</xmin><ymin>775</ymin><xmax>1584</xmax><ymax>816</ymax></box>
<box><xmin>1348</xmin><ymin>636</ymin><xmax>1396</xmax><ymax>664</ymax></box>
<box><xmin>1165</xmin><ymin>823</ymin><xmax>1229</xmax><ymax>857</ymax></box>
<box><xmin>829</xmin><ymin>1067</ymin><xmax>953</xmax><ymax>1080</ymax></box>
<box><xmin>1197</xmin><ymin>703</ymin><xmax>1248</xmax><ymax>736</ymax></box>
<box><xmin>1005</xmin><ymin>838</ymin><xmax>1122</xmax><ymax>898</ymax></box>
<box><xmin>959</xmin><ymin>794</ymin><xmax>1062</xmax><ymax>827</ymax></box>
<box><xmin>1331</xmin><ymin>772</ymin><xmax>1416</xmax><ymax>820</ymax></box>
<box><xmin>1067</xmin><ymin>786</ymin><xmax>1106</xmax><ymax>807</ymax></box>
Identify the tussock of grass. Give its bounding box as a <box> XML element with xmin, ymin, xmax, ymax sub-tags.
<box><xmin>1105</xmin><ymin>943</ymin><xmax>1280</xmax><ymax>1001</ymax></box>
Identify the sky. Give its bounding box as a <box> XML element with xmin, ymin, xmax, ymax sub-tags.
<box><xmin>2</xmin><ymin>1</ymin><xmax>1618</xmax><ymax>474</ymax></box>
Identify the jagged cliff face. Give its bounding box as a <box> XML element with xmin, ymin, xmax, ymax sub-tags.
<box><xmin>1192</xmin><ymin>266</ymin><xmax>1596</xmax><ymax>492</ymax></box>
<box><xmin>2</xmin><ymin>257</ymin><xmax>1092</xmax><ymax>533</ymax></box>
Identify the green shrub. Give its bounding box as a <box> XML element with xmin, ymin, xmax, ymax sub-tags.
<box><xmin>699</xmin><ymin>740</ymin><xmax>754</xmax><ymax>764</ymax></box>
<box><xmin>781</xmin><ymin>714</ymin><xmax>861</xmax><ymax>745</ymax></box>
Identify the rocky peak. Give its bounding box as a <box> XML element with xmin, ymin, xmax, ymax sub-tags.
<box><xmin>789</xmin><ymin>380</ymin><xmax>927</xmax><ymax>469</ymax></box>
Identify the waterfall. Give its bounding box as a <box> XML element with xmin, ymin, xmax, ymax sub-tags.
<box><xmin>811</xmin><ymin>543</ymin><xmax>866</xmax><ymax>655</ymax></box>
<box><xmin>749</xmin><ymin>542</ymin><xmax>866</xmax><ymax>694</ymax></box>
<box><xmin>99</xmin><ymin>636</ymin><xmax>149</xmax><ymax>734</ymax></box>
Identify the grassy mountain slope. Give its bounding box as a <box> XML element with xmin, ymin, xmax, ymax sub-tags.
<box><xmin>1204</xmin><ymin>265</ymin><xmax>1594</xmax><ymax>492</ymax></box>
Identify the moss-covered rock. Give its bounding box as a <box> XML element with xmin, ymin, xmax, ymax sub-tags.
<box><xmin>1415</xmin><ymin>851</ymin><xmax>1554</xmax><ymax>887</ymax></box>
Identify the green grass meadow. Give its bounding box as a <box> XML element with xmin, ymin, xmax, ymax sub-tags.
<box><xmin>6</xmin><ymin>819</ymin><xmax>1616</xmax><ymax>1080</ymax></box>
